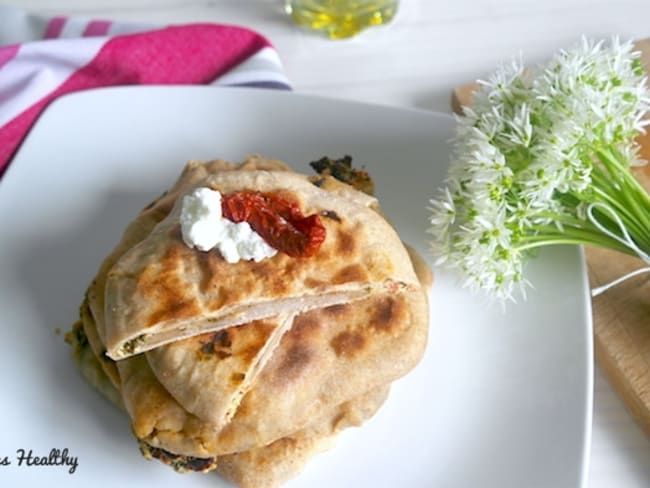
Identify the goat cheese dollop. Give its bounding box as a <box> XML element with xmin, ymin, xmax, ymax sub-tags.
<box><xmin>180</xmin><ymin>187</ymin><xmax>277</xmax><ymax>263</ymax></box>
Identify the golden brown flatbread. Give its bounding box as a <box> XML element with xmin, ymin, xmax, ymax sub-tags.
<box><xmin>117</xmin><ymin>287</ymin><xmax>426</xmax><ymax>458</ymax></box>
<box><xmin>146</xmin><ymin>247</ymin><xmax>433</xmax><ymax>431</ymax></box>
<box><xmin>86</xmin><ymin>157</ymin><xmax>293</xmax><ymax>380</ymax></box>
<box><xmin>103</xmin><ymin>169</ymin><xmax>420</xmax><ymax>359</ymax></box>
<box><xmin>214</xmin><ymin>384</ymin><xmax>389</xmax><ymax>488</ymax></box>
<box><xmin>146</xmin><ymin>313</ymin><xmax>295</xmax><ymax>426</ymax></box>
<box><xmin>86</xmin><ymin>159</ymin><xmax>247</xmax><ymax>362</ymax></box>
<box><xmin>67</xmin><ymin>155</ymin><xmax>431</xmax><ymax>487</ymax></box>
<box><xmin>68</xmin><ymin>321</ymin><xmax>389</xmax><ymax>487</ymax></box>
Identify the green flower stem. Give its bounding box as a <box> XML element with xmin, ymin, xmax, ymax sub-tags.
<box><xmin>596</xmin><ymin>147</ymin><xmax>650</xmax><ymax>208</ymax></box>
<box><xmin>516</xmin><ymin>225</ymin><xmax>634</xmax><ymax>255</ymax></box>
<box><xmin>588</xmin><ymin>156</ymin><xmax>650</xmax><ymax>245</ymax></box>
<box><xmin>602</xmin><ymin>145</ymin><xmax>650</xmax><ymax>194</ymax></box>
<box><xmin>515</xmin><ymin>237</ymin><xmax>630</xmax><ymax>253</ymax></box>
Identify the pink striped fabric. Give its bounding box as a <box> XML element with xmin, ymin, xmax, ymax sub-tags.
<box><xmin>0</xmin><ymin>7</ymin><xmax>291</xmax><ymax>178</ymax></box>
<box><xmin>0</xmin><ymin>45</ymin><xmax>19</xmax><ymax>69</ymax></box>
<box><xmin>83</xmin><ymin>20</ymin><xmax>111</xmax><ymax>37</ymax></box>
<box><xmin>43</xmin><ymin>17</ymin><xmax>66</xmax><ymax>39</ymax></box>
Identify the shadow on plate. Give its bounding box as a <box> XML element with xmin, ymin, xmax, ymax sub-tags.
<box><xmin>14</xmin><ymin>188</ymin><xmax>158</xmax><ymax>441</ymax></box>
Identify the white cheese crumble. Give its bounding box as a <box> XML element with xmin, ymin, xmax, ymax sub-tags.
<box><xmin>180</xmin><ymin>187</ymin><xmax>277</xmax><ymax>263</ymax></box>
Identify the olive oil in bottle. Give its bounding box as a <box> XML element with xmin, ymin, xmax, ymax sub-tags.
<box><xmin>285</xmin><ymin>0</ymin><xmax>399</xmax><ymax>39</ymax></box>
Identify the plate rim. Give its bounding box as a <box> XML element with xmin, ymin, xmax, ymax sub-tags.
<box><xmin>0</xmin><ymin>84</ymin><xmax>593</xmax><ymax>487</ymax></box>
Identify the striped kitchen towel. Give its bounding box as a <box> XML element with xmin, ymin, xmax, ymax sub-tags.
<box><xmin>0</xmin><ymin>6</ymin><xmax>291</xmax><ymax>177</ymax></box>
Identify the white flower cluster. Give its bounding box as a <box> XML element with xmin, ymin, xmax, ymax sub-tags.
<box><xmin>429</xmin><ymin>37</ymin><xmax>650</xmax><ymax>301</ymax></box>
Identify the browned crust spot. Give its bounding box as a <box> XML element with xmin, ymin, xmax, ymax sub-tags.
<box><xmin>199</xmin><ymin>342</ymin><xmax>232</xmax><ymax>360</ymax></box>
<box><xmin>198</xmin><ymin>330</ymin><xmax>233</xmax><ymax>360</ymax></box>
<box><xmin>322</xmin><ymin>303</ymin><xmax>348</xmax><ymax>317</ymax></box>
<box><xmin>238</xmin><ymin>344</ymin><xmax>263</xmax><ymax>364</ymax></box>
<box><xmin>305</xmin><ymin>277</ymin><xmax>327</xmax><ymax>289</ymax></box>
<box><xmin>147</xmin><ymin>298</ymin><xmax>200</xmax><ymax>329</ymax></box>
<box><xmin>249</xmin><ymin>260</ymin><xmax>290</xmax><ymax>295</ymax></box>
<box><xmin>370</xmin><ymin>296</ymin><xmax>407</xmax><ymax>334</ymax></box>
<box><xmin>138</xmin><ymin>244</ymin><xmax>201</xmax><ymax>328</ymax></box>
<box><xmin>336</xmin><ymin>229</ymin><xmax>356</xmax><ymax>256</ymax></box>
<box><xmin>332</xmin><ymin>263</ymin><xmax>368</xmax><ymax>285</ymax></box>
<box><xmin>230</xmin><ymin>372</ymin><xmax>246</xmax><ymax>385</ymax></box>
<box><xmin>197</xmin><ymin>320</ymin><xmax>277</xmax><ymax>363</ymax></box>
<box><xmin>276</xmin><ymin>344</ymin><xmax>313</xmax><ymax>383</ymax></box>
<box><xmin>289</xmin><ymin>314</ymin><xmax>322</xmax><ymax>342</ymax></box>
<box><xmin>195</xmin><ymin>251</ymin><xmax>219</xmax><ymax>294</ymax></box>
<box><xmin>330</xmin><ymin>331</ymin><xmax>367</xmax><ymax>358</ymax></box>
<box><xmin>213</xmin><ymin>330</ymin><xmax>233</xmax><ymax>348</ymax></box>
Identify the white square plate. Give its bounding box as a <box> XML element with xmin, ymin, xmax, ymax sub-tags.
<box><xmin>0</xmin><ymin>86</ymin><xmax>592</xmax><ymax>487</ymax></box>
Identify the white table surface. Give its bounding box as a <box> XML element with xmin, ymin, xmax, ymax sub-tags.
<box><xmin>2</xmin><ymin>1</ymin><xmax>650</xmax><ymax>487</ymax></box>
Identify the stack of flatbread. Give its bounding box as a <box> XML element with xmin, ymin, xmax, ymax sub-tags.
<box><xmin>66</xmin><ymin>156</ymin><xmax>431</xmax><ymax>488</ymax></box>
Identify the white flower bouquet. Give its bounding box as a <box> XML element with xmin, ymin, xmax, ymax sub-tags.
<box><xmin>429</xmin><ymin>38</ymin><xmax>650</xmax><ymax>301</ymax></box>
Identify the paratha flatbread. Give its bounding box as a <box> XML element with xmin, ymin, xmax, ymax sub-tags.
<box><xmin>104</xmin><ymin>169</ymin><xmax>420</xmax><ymax>359</ymax></box>
<box><xmin>146</xmin><ymin>313</ymin><xmax>296</xmax><ymax>426</ymax></box>
<box><xmin>79</xmin><ymin>157</ymin><xmax>427</xmax><ymax>458</ymax></box>
<box><xmin>67</xmin><ymin>155</ymin><xmax>431</xmax><ymax>487</ymax></box>
<box><xmin>68</xmin><ymin>321</ymin><xmax>389</xmax><ymax>487</ymax></box>
<box><xmin>214</xmin><ymin>384</ymin><xmax>389</xmax><ymax>488</ymax></box>
<box><xmin>77</xmin><ymin>244</ymin><xmax>429</xmax><ymax>461</ymax></box>
<box><xmin>116</xmin><ymin>286</ymin><xmax>426</xmax><ymax>458</ymax></box>
<box><xmin>86</xmin><ymin>157</ymin><xmax>292</xmax><ymax>380</ymax></box>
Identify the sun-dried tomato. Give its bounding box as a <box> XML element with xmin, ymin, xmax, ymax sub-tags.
<box><xmin>221</xmin><ymin>191</ymin><xmax>326</xmax><ymax>258</ymax></box>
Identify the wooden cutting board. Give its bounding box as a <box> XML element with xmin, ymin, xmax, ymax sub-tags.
<box><xmin>452</xmin><ymin>39</ymin><xmax>650</xmax><ymax>437</ymax></box>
